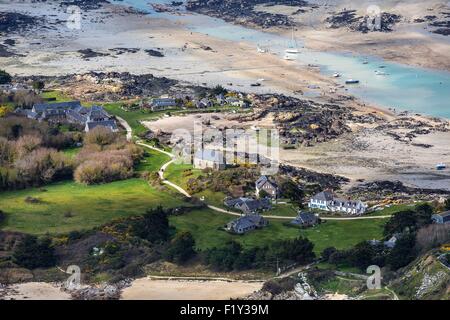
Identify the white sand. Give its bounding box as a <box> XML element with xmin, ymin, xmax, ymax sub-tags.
<box><xmin>121</xmin><ymin>278</ymin><xmax>263</xmax><ymax>300</ymax></box>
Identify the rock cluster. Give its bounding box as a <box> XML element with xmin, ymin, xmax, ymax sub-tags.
<box><xmin>69</xmin><ymin>280</ymin><xmax>131</xmax><ymax>300</ymax></box>
<box><xmin>326</xmin><ymin>10</ymin><xmax>401</xmax><ymax>33</ymax></box>
<box><xmin>0</xmin><ymin>12</ymin><xmax>39</xmax><ymax>35</ymax></box>
<box><xmin>186</xmin><ymin>0</ymin><xmax>309</xmax><ymax>29</ymax></box>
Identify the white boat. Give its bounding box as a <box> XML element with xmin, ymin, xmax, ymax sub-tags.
<box><xmin>436</xmin><ymin>163</ymin><xmax>447</xmax><ymax>170</ymax></box>
<box><xmin>375</xmin><ymin>70</ymin><xmax>389</xmax><ymax>76</ymax></box>
<box><xmin>285</xmin><ymin>28</ymin><xmax>301</xmax><ymax>54</ymax></box>
<box><xmin>332</xmin><ymin>72</ymin><xmax>341</xmax><ymax>78</ymax></box>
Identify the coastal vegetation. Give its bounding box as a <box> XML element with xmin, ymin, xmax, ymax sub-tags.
<box><xmin>0</xmin><ymin>179</ymin><xmax>185</xmax><ymax>234</ymax></box>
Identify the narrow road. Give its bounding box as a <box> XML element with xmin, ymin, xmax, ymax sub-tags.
<box><xmin>115</xmin><ymin>116</ymin><xmax>133</xmax><ymax>141</ymax></box>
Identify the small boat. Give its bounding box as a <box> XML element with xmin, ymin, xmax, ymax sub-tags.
<box><xmin>362</xmin><ymin>60</ymin><xmax>369</xmax><ymax>64</ymax></box>
<box><xmin>436</xmin><ymin>163</ymin><xmax>447</xmax><ymax>170</ymax></box>
<box><xmin>285</xmin><ymin>28</ymin><xmax>301</xmax><ymax>54</ymax></box>
<box><xmin>345</xmin><ymin>79</ymin><xmax>360</xmax><ymax>84</ymax></box>
<box><xmin>332</xmin><ymin>72</ymin><xmax>341</xmax><ymax>78</ymax></box>
<box><xmin>375</xmin><ymin>70</ymin><xmax>389</xmax><ymax>76</ymax></box>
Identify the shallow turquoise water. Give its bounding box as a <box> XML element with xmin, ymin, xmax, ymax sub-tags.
<box><xmin>114</xmin><ymin>0</ymin><xmax>450</xmax><ymax>118</ymax></box>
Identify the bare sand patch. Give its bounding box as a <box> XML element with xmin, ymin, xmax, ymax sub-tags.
<box><xmin>2</xmin><ymin>282</ymin><xmax>71</xmax><ymax>300</ymax></box>
<box><xmin>120</xmin><ymin>278</ymin><xmax>263</xmax><ymax>300</ymax></box>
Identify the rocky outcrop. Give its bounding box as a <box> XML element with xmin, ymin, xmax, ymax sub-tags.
<box><xmin>186</xmin><ymin>0</ymin><xmax>309</xmax><ymax>29</ymax></box>
<box><xmin>325</xmin><ymin>10</ymin><xmax>401</xmax><ymax>33</ymax></box>
<box><xmin>0</xmin><ymin>12</ymin><xmax>39</xmax><ymax>35</ymax></box>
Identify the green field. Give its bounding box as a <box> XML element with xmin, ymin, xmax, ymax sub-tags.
<box><xmin>170</xmin><ymin>209</ymin><xmax>386</xmax><ymax>254</ymax></box>
<box><xmin>62</xmin><ymin>146</ymin><xmax>81</xmax><ymax>158</ymax></box>
<box><xmin>0</xmin><ymin>179</ymin><xmax>186</xmax><ymax>235</ymax></box>
<box><xmin>164</xmin><ymin>163</ymin><xmax>228</xmax><ymax>207</ymax></box>
<box><xmin>40</xmin><ymin>90</ymin><xmax>72</xmax><ymax>103</ymax></box>
<box><xmin>136</xmin><ymin>148</ymin><xmax>171</xmax><ymax>173</ymax></box>
<box><xmin>102</xmin><ymin>102</ymin><xmax>162</xmax><ymax>135</ymax></box>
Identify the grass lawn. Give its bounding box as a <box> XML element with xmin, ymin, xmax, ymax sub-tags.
<box><xmin>102</xmin><ymin>102</ymin><xmax>160</xmax><ymax>136</ymax></box>
<box><xmin>265</xmin><ymin>203</ymin><xmax>297</xmax><ymax>217</ymax></box>
<box><xmin>0</xmin><ymin>179</ymin><xmax>186</xmax><ymax>235</ymax></box>
<box><xmin>170</xmin><ymin>209</ymin><xmax>386</xmax><ymax>254</ymax></box>
<box><xmin>366</xmin><ymin>203</ymin><xmax>421</xmax><ymax>216</ymax></box>
<box><xmin>164</xmin><ymin>163</ymin><xmax>227</xmax><ymax>207</ymax></box>
<box><xmin>136</xmin><ymin>148</ymin><xmax>171</xmax><ymax>173</ymax></box>
<box><xmin>62</xmin><ymin>146</ymin><xmax>81</xmax><ymax>158</ymax></box>
<box><xmin>40</xmin><ymin>90</ymin><xmax>72</xmax><ymax>103</ymax></box>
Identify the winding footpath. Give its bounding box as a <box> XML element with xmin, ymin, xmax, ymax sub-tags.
<box><xmin>119</xmin><ymin>116</ymin><xmax>392</xmax><ymax>221</ymax></box>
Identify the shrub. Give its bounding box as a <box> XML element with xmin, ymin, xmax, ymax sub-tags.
<box><xmin>132</xmin><ymin>207</ymin><xmax>170</xmax><ymax>243</ymax></box>
<box><xmin>0</xmin><ymin>69</ymin><xmax>12</xmax><ymax>84</ymax></box>
<box><xmin>164</xmin><ymin>231</ymin><xmax>196</xmax><ymax>264</ymax></box>
<box><xmin>13</xmin><ymin>235</ymin><xmax>56</xmax><ymax>269</ymax></box>
<box><xmin>84</xmin><ymin>126</ymin><xmax>118</xmax><ymax>147</ymax></box>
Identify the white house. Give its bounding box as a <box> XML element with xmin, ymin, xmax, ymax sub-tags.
<box><xmin>308</xmin><ymin>191</ymin><xmax>368</xmax><ymax>215</ymax></box>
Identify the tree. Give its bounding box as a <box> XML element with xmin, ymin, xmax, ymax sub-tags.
<box><xmin>280</xmin><ymin>180</ymin><xmax>304</xmax><ymax>207</ymax></box>
<box><xmin>321</xmin><ymin>247</ymin><xmax>337</xmax><ymax>262</ymax></box>
<box><xmin>165</xmin><ymin>231</ymin><xmax>196</xmax><ymax>264</ymax></box>
<box><xmin>32</xmin><ymin>81</ymin><xmax>45</xmax><ymax>92</ymax></box>
<box><xmin>212</xmin><ymin>85</ymin><xmax>227</xmax><ymax>96</ymax></box>
<box><xmin>204</xmin><ymin>240</ymin><xmax>242</xmax><ymax>271</ymax></box>
<box><xmin>13</xmin><ymin>235</ymin><xmax>56</xmax><ymax>269</ymax></box>
<box><xmin>349</xmin><ymin>241</ymin><xmax>376</xmax><ymax>271</ymax></box>
<box><xmin>414</xmin><ymin>203</ymin><xmax>433</xmax><ymax>228</ymax></box>
<box><xmin>0</xmin><ymin>70</ymin><xmax>12</xmax><ymax>85</ymax></box>
<box><xmin>386</xmin><ymin>233</ymin><xmax>416</xmax><ymax>270</ymax></box>
<box><xmin>132</xmin><ymin>207</ymin><xmax>170</xmax><ymax>243</ymax></box>
<box><xmin>84</xmin><ymin>126</ymin><xmax>118</xmax><ymax>148</ymax></box>
<box><xmin>384</xmin><ymin>210</ymin><xmax>417</xmax><ymax>236</ymax></box>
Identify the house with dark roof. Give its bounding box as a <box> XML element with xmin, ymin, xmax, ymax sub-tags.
<box><xmin>19</xmin><ymin>101</ymin><xmax>118</xmax><ymax>133</ymax></box>
<box><xmin>193</xmin><ymin>149</ymin><xmax>225</xmax><ymax>170</ymax></box>
<box><xmin>196</xmin><ymin>98</ymin><xmax>213</xmax><ymax>109</ymax></box>
<box><xmin>224</xmin><ymin>197</ymin><xmax>271</xmax><ymax>214</ymax></box>
<box><xmin>150</xmin><ymin>98</ymin><xmax>177</xmax><ymax>111</ymax></box>
<box><xmin>290</xmin><ymin>212</ymin><xmax>319</xmax><ymax>228</ymax></box>
<box><xmin>32</xmin><ymin>101</ymin><xmax>82</xmax><ymax>115</ymax></box>
<box><xmin>432</xmin><ymin>211</ymin><xmax>450</xmax><ymax>224</ymax></box>
<box><xmin>255</xmin><ymin>175</ymin><xmax>278</xmax><ymax>198</ymax></box>
<box><xmin>226</xmin><ymin>214</ymin><xmax>268</xmax><ymax>234</ymax></box>
<box><xmin>308</xmin><ymin>191</ymin><xmax>367</xmax><ymax>215</ymax></box>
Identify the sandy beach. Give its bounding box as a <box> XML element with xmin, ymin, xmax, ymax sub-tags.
<box><xmin>120</xmin><ymin>278</ymin><xmax>263</xmax><ymax>300</ymax></box>
<box><xmin>1</xmin><ymin>282</ymin><xmax>71</xmax><ymax>300</ymax></box>
<box><xmin>0</xmin><ymin>1</ymin><xmax>336</xmax><ymax>99</ymax></box>
<box><xmin>257</xmin><ymin>0</ymin><xmax>450</xmax><ymax>71</ymax></box>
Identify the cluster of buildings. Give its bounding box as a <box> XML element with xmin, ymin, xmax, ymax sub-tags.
<box><xmin>308</xmin><ymin>190</ymin><xmax>368</xmax><ymax>215</ymax></box>
<box><xmin>140</xmin><ymin>94</ymin><xmax>249</xmax><ymax>112</ymax></box>
<box><xmin>16</xmin><ymin>101</ymin><xmax>118</xmax><ymax>132</ymax></box>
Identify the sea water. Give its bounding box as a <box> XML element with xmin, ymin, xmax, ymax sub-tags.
<box><xmin>113</xmin><ymin>0</ymin><xmax>450</xmax><ymax>118</ymax></box>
